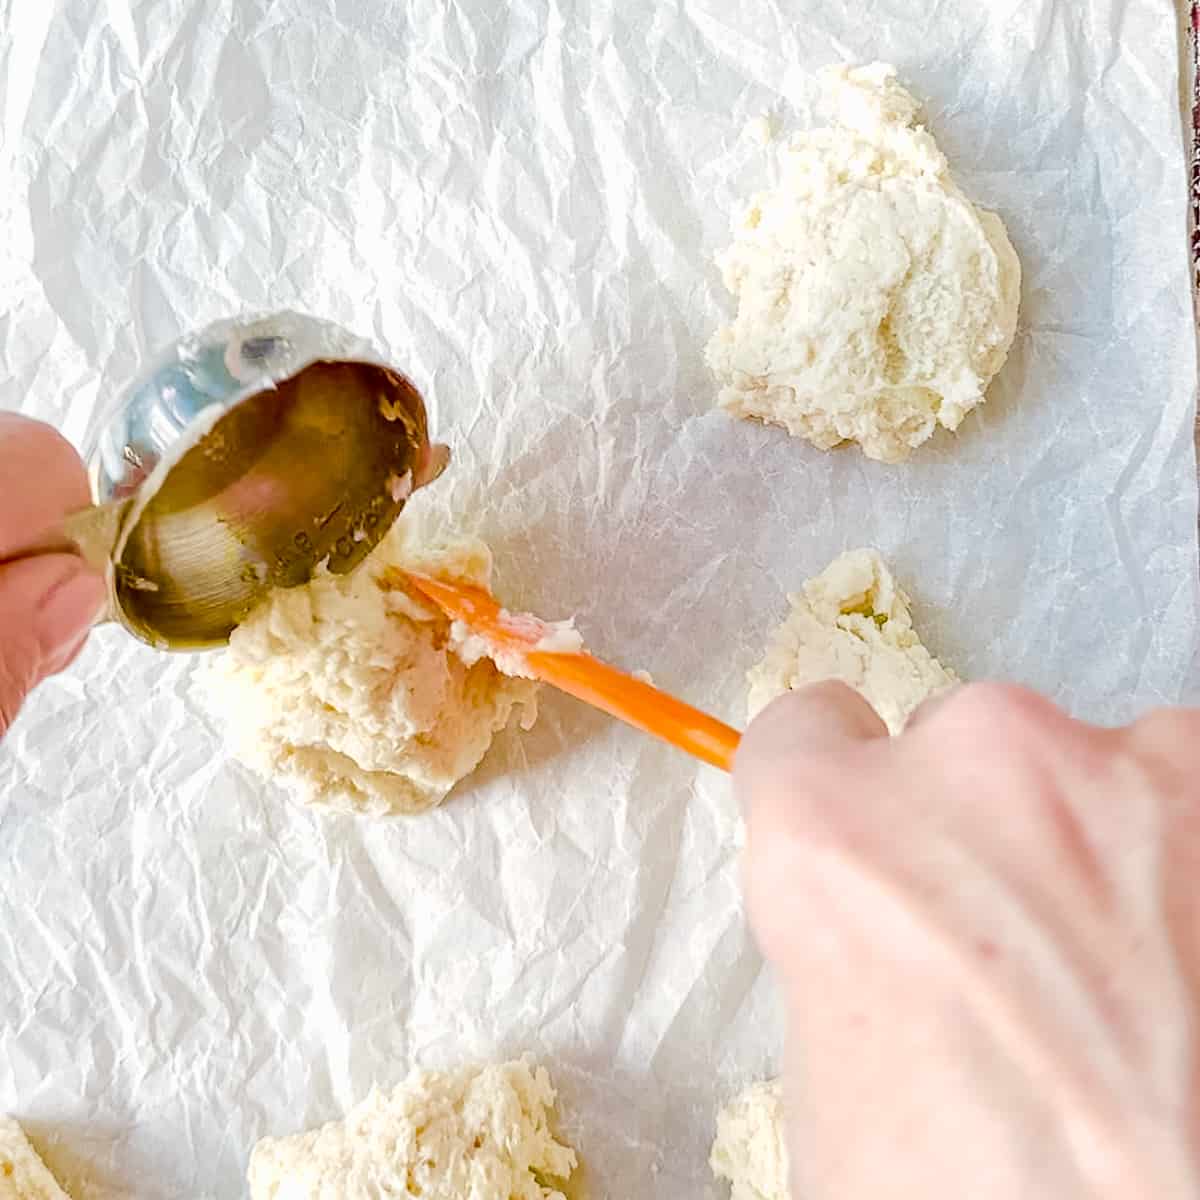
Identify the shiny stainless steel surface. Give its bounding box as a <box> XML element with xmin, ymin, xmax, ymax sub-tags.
<box><xmin>9</xmin><ymin>313</ymin><xmax>449</xmax><ymax>649</ymax></box>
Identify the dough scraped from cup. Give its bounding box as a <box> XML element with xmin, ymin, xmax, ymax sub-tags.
<box><xmin>199</xmin><ymin>516</ymin><xmax>539</xmax><ymax>817</ymax></box>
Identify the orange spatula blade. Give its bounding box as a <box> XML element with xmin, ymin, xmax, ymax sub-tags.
<box><xmin>400</xmin><ymin>572</ymin><xmax>512</xmax><ymax>637</ymax></box>
<box><xmin>400</xmin><ymin>571</ymin><xmax>741</xmax><ymax>771</ymax></box>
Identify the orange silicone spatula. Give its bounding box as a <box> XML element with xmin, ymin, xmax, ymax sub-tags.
<box><xmin>399</xmin><ymin>571</ymin><xmax>742</xmax><ymax>771</ymax></box>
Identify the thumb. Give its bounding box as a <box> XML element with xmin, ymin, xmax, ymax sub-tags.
<box><xmin>733</xmin><ymin>682</ymin><xmax>889</xmax><ymax>966</ymax></box>
<box><xmin>0</xmin><ymin>554</ymin><xmax>106</xmax><ymax>735</ymax></box>
<box><xmin>735</xmin><ymin>680</ymin><xmax>887</xmax><ymax>784</ymax></box>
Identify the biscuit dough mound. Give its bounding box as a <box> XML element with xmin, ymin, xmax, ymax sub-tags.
<box><xmin>710</xmin><ymin>1080</ymin><xmax>789</xmax><ymax>1200</ymax></box>
<box><xmin>707</xmin><ymin>62</ymin><xmax>1021</xmax><ymax>463</ymax></box>
<box><xmin>247</xmin><ymin>1061</ymin><xmax>577</xmax><ymax>1200</ymax></box>
<box><xmin>202</xmin><ymin>519</ymin><xmax>538</xmax><ymax>816</ymax></box>
<box><xmin>748</xmin><ymin>549</ymin><xmax>956</xmax><ymax>733</ymax></box>
<box><xmin>0</xmin><ymin>1117</ymin><xmax>72</xmax><ymax>1200</ymax></box>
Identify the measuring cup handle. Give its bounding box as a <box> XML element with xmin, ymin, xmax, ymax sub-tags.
<box><xmin>0</xmin><ymin>498</ymin><xmax>130</xmax><ymax>574</ymax></box>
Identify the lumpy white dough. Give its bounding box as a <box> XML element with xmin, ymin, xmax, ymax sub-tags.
<box><xmin>200</xmin><ymin>517</ymin><xmax>539</xmax><ymax>817</ymax></box>
<box><xmin>247</xmin><ymin>1060</ymin><xmax>577</xmax><ymax>1200</ymax></box>
<box><xmin>710</xmin><ymin>1080</ymin><xmax>789</xmax><ymax>1200</ymax></box>
<box><xmin>747</xmin><ymin>549</ymin><xmax>957</xmax><ymax>734</ymax></box>
<box><xmin>0</xmin><ymin>1118</ymin><xmax>72</xmax><ymax>1200</ymax></box>
<box><xmin>707</xmin><ymin>62</ymin><xmax>1021</xmax><ymax>463</ymax></box>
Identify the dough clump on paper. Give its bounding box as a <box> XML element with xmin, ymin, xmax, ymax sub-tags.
<box><xmin>748</xmin><ymin>549</ymin><xmax>956</xmax><ymax>733</ymax></box>
<box><xmin>200</xmin><ymin>517</ymin><xmax>539</xmax><ymax>817</ymax></box>
<box><xmin>247</xmin><ymin>1060</ymin><xmax>577</xmax><ymax>1200</ymax></box>
<box><xmin>0</xmin><ymin>1117</ymin><xmax>72</xmax><ymax>1200</ymax></box>
<box><xmin>710</xmin><ymin>1079</ymin><xmax>789</xmax><ymax>1200</ymax></box>
<box><xmin>707</xmin><ymin>62</ymin><xmax>1020</xmax><ymax>463</ymax></box>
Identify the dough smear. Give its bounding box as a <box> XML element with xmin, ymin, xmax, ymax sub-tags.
<box><xmin>707</xmin><ymin>62</ymin><xmax>1020</xmax><ymax>463</ymax></box>
<box><xmin>748</xmin><ymin>549</ymin><xmax>956</xmax><ymax>733</ymax></box>
<box><xmin>200</xmin><ymin>517</ymin><xmax>539</xmax><ymax>816</ymax></box>
<box><xmin>247</xmin><ymin>1060</ymin><xmax>577</xmax><ymax>1200</ymax></box>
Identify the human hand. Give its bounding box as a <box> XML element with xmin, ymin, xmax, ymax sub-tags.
<box><xmin>0</xmin><ymin>412</ymin><xmax>106</xmax><ymax>736</ymax></box>
<box><xmin>735</xmin><ymin>681</ymin><xmax>1200</xmax><ymax>1199</ymax></box>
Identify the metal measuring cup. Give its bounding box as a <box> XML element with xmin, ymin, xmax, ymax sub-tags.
<box><xmin>3</xmin><ymin>312</ymin><xmax>449</xmax><ymax>650</ymax></box>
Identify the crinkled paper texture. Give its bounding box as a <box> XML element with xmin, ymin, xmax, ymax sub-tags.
<box><xmin>1</xmin><ymin>2</ymin><xmax>1198</xmax><ymax>1196</ymax></box>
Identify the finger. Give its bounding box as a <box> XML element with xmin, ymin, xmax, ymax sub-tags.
<box><xmin>0</xmin><ymin>412</ymin><xmax>92</xmax><ymax>558</ymax></box>
<box><xmin>734</xmin><ymin>682</ymin><xmax>889</xmax><ymax>839</ymax></box>
<box><xmin>733</xmin><ymin>684</ymin><xmax>887</xmax><ymax>970</ymax></box>
<box><xmin>1123</xmin><ymin>706</ymin><xmax>1200</xmax><ymax>795</ymax></box>
<box><xmin>738</xmin><ymin>681</ymin><xmax>889</xmax><ymax>767</ymax></box>
<box><xmin>0</xmin><ymin>554</ymin><xmax>106</xmax><ymax>735</ymax></box>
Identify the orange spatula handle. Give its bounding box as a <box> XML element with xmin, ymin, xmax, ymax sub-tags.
<box><xmin>399</xmin><ymin>570</ymin><xmax>741</xmax><ymax>771</ymax></box>
<box><xmin>528</xmin><ymin>649</ymin><xmax>741</xmax><ymax>771</ymax></box>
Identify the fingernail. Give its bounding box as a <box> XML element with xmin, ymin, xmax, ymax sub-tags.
<box><xmin>36</xmin><ymin>567</ymin><xmax>108</xmax><ymax>658</ymax></box>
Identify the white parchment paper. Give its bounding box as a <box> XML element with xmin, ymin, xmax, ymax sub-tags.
<box><xmin>2</xmin><ymin>1</ymin><xmax>1198</xmax><ymax>1196</ymax></box>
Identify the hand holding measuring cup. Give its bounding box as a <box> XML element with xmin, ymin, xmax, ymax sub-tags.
<box><xmin>0</xmin><ymin>311</ymin><xmax>449</xmax><ymax>734</ymax></box>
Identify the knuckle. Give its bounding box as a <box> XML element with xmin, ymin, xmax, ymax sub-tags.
<box><xmin>912</xmin><ymin>683</ymin><xmax>1071</xmax><ymax>778</ymax></box>
<box><xmin>1125</xmin><ymin>707</ymin><xmax>1200</xmax><ymax>788</ymax></box>
<box><xmin>938</xmin><ymin>681</ymin><xmax>1058</xmax><ymax>734</ymax></box>
<box><xmin>1132</xmin><ymin>705</ymin><xmax>1200</xmax><ymax>743</ymax></box>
